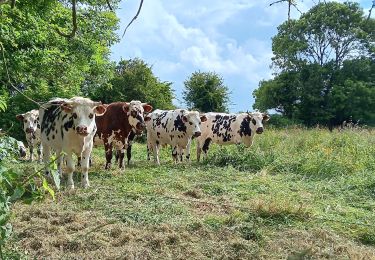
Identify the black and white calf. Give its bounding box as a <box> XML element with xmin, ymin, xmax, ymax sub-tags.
<box><xmin>146</xmin><ymin>109</ymin><xmax>207</xmax><ymax>164</ymax></box>
<box><xmin>39</xmin><ymin>97</ymin><xmax>106</xmax><ymax>189</ymax></box>
<box><xmin>16</xmin><ymin>109</ymin><xmax>42</xmax><ymax>162</ymax></box>
<box><xmin>196</xmin><ymin>111</ymin><xmax>270</xmax><ymax>161</ymax></box>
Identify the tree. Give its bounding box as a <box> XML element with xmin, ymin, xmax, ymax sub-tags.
<box><xmin>272</xmin><ymin>2</ymin><xmax>372</xmax><ymax>70</ymax></box>
<box><xmin>0</xmin><ymin>0</ymin><xmax>120</xmax><ymax>140</ymax></box>
<box><xmin>183</xmin><ymin>71</ymin><xmax>230</xmax><ymax>113</ymax></box>
<box><xmin>254</xmin><ymin>2</ymin><xmax>375</xmax><ymax>126</ymax></box>
<box><xmin>93</xmin><ymin>58</ymin><xmax>174</xmax><ymax>110</ymax></box>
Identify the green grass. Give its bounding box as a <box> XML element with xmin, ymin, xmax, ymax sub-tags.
<box><xmin>5</xmin><ymin>128</ymin><xmax>375</xmax><ymax>259</ymax></box>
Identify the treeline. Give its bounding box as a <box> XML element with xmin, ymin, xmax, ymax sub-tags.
<box><xmin>253</xmin><ymin>2</ymin><xmax>375</xmax><ymax>128</ymax></box>
<box><xmin>0</xmin><ymin>1</ymin><xmax>230</xmax><ymax>140</ymax></box>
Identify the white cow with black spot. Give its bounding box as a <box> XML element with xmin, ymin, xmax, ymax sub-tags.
<box><xmin>196</xmin><ymin>111</ymin><xmax>270</xmax><ymax>161</ymax></box>
<box><xmin>146</xmin><ymin>109</ymin><xmax>207</xmax><ymax>164</ymax></box>
<box><xmin>16</xmin><ymin>109</ymin><xmax>42</xmax><ymax>162</ymax></box>
<box><xmin>39</xmin><ymin>97</ymin><xmax>106</xmax><ymax>189</ymax></box>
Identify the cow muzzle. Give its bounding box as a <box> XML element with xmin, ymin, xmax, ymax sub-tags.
<box><xmin>136</xmin><ymin>122</ymin><xmax>146</xmax><ymax>131</ymax></box>
<box><xmin>256</xmin><ymin>127</ymin><xmax>264</xmax><ymax>134</ymax></box>
<box><xmin>194</xmin><ymin>131</ymin><xmax>201</xmax><ymax>137</ymax></box>
<box><xmin>76</xmin><ymin>126</ymin><xmax>89</xmax><ymax>136</ymax></box>
<box><xmin>25</xmin><ymin>128</ymin><xmax>34</xmax><ymax>134</ymax></box>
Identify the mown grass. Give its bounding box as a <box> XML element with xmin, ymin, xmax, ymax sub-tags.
<box><xmin>4</xmin><ymin>128</ymin><xmax>375</xmax><ymax>259</ymax></box>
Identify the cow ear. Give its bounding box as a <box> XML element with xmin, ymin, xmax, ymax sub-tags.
<box><xmin>122</xmin><ymin>103</ymin><xmax>130</xmax><ymax>113</ymax></box>
<box><xmin>142</xmin><ymin>104</ymin><xmax>153</xmax><ymax>113</ymax></box>
<box><xmin>94</xmin><ymin>105</ymin><xmax>107</xmax><ymax>116</ymax></box>
<box><xmin>61</xmin><ymin>103</ymin><xmax>73</xmax><ymax>113</ymax></box>
<box><xmin>200</xmin><ymin>115</ymin><xmax>207</xmax><ymax>122</ymax></box>
<box><xmin>144</xmin><ymin>115</ymin><xmax>152</xmax><ymax>122</ymax></box>
<box><xmin>16</xmin><ymin>114</ymin><xmax>25</xmax><ymax>121</ymax></box>
<box><xmin>182</xmin><ymin>116</ymin><xmax>188</xmax><ymax>122</ymax></box>
<box><xmin>262</xmin><ymin>113</ymin><xmax>270</xmax><ymax>122</ymax></box>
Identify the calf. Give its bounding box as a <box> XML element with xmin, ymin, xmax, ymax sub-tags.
<box><xmin>39</xmin><ymin>97</ymin><xmax>106</xmax><ymax>189</ymax></box>
<box><xmin>146</xmin><ymin>109</ymin><xmax>207</xmax><ymax>164</ymax></box>
<box><xmin>16</xmin><ymin>109</ymin><xmax>42</xmax><ymax>162</ymax></box>
<box><xmin>94</xmin><ymin>101</ymin><xmax>152</xmax><ymax>169</ymax></box>
<box><xmin>196</xmin><ymin>111</ymin><xmax>270</xmax><ymax>161</ymax></box>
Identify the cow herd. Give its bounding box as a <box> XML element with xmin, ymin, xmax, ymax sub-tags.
<box><xmin>16</xmin><ymin>96</ymin><xmax>270</xmax><ymax>189</ymax></box>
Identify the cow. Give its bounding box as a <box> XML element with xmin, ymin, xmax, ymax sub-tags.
<box><xmin>17</xmin><ymin>140</ymin><xmax>27</xmax><ymax>158</ymax></box>
<box><xmin>16</xmin><ymin>109</ymin><xmax>42</xmax><ymax>162</ymax></box>
<box><xmin>146</xmin><ymin>109</ymin><xmax>207</xmax><ymax>165</ymax></box>
<box><xmin>196</xmin><ymin>111</ymin><xmax>270</xmax><ymax>161</ymax></box>
<box><xmin>94</xmin><ymin>101</ymin><xmax>152</xmax><ymax>170</ymax></box>
<box><xmin>39</xmin><ymin>97</ymin><xmax>106</xmax><ymax>189</ymax></box>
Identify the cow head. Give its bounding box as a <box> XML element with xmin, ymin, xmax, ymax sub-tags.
<box><xmin>122</xmin><ymin>100</ymin><xmax>153</xmax><ymax>131</ymax></box>
<box><xmin>60</xmin><ymin>97</ymin><xmax>107</xmax><ymax>137</ymax></box>
<box><xmin>181</xmin><ymin>110</ymin><xmax>207</xmax><ymax>137</ymax></box>
<box><xmin>247</xmin><ymin>111</ymin><xmax>270</xmax><ymax>134</ymax></box>
<box><xmin>16</xmin><ymin>110</ymin><xmax>39</xmax><ymax>135</ymax></box>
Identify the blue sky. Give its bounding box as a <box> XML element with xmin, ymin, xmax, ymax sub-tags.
<box><xmin>110</xmin><ymin>0</ymin><xmax>372</xmax><ymax>112</ymax></box>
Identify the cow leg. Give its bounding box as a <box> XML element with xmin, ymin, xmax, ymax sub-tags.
<box><xmin>56</xmin><ymin>151</ymin><xmax>63</xmax><ymax>176</ymax></box>
<box><xmin>37</xmin><ymin>143</ymin><xmax>43</xmax><ymax>163</ymax></box>
<box><xmin>81</xmin><ymin>147</ymin><xmax>92</xmax><ymax>188</ymax></box>
<box><xmin>147</xmin><ymin>144</ymin><xmax>151</xmax><ymax>161</ymax></box>
<box><xmin>153</xmin><ymin>143</ymin><xmax>160</xmax><ymax>165</ymax></box>
<box><xmin>172</xmin><ymin>146</ymin><xmax>178</xmax><ymax>163</ymax></box>
<box><xmin>127</xmin><ymin>144</ymin><xmax>132</xmax><ymax>165</ymax></box>
<box><xmin>114</xmin><ymin>149</ymin><xmax>120</xmax><ymax>164</ymax></box>
<box><xmin>29</xmin><ymin>144</ymin><xmax>34</xmax><ymax>162</ymax></box>
<box><xmin>104</xmin><ymin>142</ymin><xmax>113</xmax><ymax>169</ymax></box>
<box><xmin>178</xmin><ymin>147</ymin><xmax>184</xmax><ymax>162</ymax></box>
<box><xmin>197</xmin><ymin>140</ymin><xmax>202</xmax><ymax>162</ymax></box>
<box><xmin>186</xmin><ymin>139</ymin><xmax>192</xmax><ymax>161</ymax></box>
<box><xmin>202</xmin><ymin>138</ymin><xmax>212</xmax><ymax>160</ymax></box>
<box><xmin>42</xmin><ymin>143</ymin><xmax>51</xmax><ymax>176</ymax></box>
<box><xmin>118</xmin><ymin>148</ymin><xmax>125</xmax><ymax>169</ymax></box>
<box><xmin>65</xmin><ymin>153</ymin><xmax>75</xmax><ymax>190</ymax></box>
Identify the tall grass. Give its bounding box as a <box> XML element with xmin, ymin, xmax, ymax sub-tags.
<box><xmin>205</xmin><ymin>128</ymin><xmax>375</xmax><ymax>177</ymax></box>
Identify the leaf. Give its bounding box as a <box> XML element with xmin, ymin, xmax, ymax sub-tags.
<box><xmin>50</xmin><ymin>169</ymin><xmax>60</xmax><ymax>190</ymax></box>
<box><xmin>42</xmin><ymin>178</ymin><xmax>55</xmax><ymax>200</ymax></box>
<box><xmin>10</xmin><ymin>186</ymin><xmax>25</xmax><ymax>202</ymax></box>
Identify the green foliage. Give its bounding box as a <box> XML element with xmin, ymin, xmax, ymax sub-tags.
<box><xmin>183</xmin><ymin>71</ymin><xmax>230</xmax><ymax>112</ymax></box>
<box><xmin>93</xmin><ymin>58</ymin><xmax>175</xmax><ymax>109</ymax></box>
<box><xmin>0</xmin><ymin>0</ymin><xmax>119</xmax><ymax>140</ymax></box>
<box><xmin>272</xmin><ymin>2</ymin><xmax>371</xmax><ymax>70</ymax></box>
<box><xmin>254</xmin><ymin>1</ymin><xmax>375</xmax><ymax>126</ymax></box>
<box><xmin>0</xmin><ymin>135</ymin><xmax>56</xmax><ymax>256</ymax></box>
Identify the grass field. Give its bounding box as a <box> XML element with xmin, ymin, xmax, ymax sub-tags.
<box><xmin>5</xmin><ymin>128</ymin><xmax>375</xmax><ymax>259</ymax></box>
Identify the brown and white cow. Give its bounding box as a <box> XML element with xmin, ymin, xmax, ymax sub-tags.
<box><xmin>94</xmin><ymin>101</ymin><xmax>152</xmax><ymax>169</ymax></box>
<box><xmin>196</xmin><ymin>111</ymin><xmax>270</xmax><ymax>161</ymax></box>
<box><xmin>16</xmin><ymin>109</ymin><xmax>42</xmax><ymax>162</ymax></box>
<box><xmin>146</xmin><ymin>109</ymin><xmax>207</xmax><ymax>164</ymax></box>
<box><xmin>39</xmin><ymin>97</ymin><xmax>106</xmax><ymax>189</ymax></box>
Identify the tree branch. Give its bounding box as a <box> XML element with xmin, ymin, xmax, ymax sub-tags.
<box><xmin>56</xmin><ymin>0</ymin><xmax>77</xmax><ymax>39</ymax></box>
<box><xmin>106</xmin><ymin>0</ymin><xmax>113</xmax><ymax>11</ymax></box>
<box><xmin>368</xmin><ymin>2</ymin><xmax>375</xmax><ymax>20</ymax></box>
<box><xmin>122</xmin><ymin>0</ymin><xmax>144</xmax><ymax>38</ymax></box>
<box><xmin>269</xmin><ymin>0</ymin><xmax>287</xmax><ymax>7</ymax></box>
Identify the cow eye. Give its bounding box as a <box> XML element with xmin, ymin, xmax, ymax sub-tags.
<box><xmin>34</xmin><ymin>120</ymin><xmax>37</xmax><ymax>123</ymax></box>
<box><xmin>24</xmin><ymin>120</ymin><xmax>27</xmax><ymax>123</ymax></box>
<box><xmin>189</xmin><ymin>122</ymin><xmax>193</xmax><ymax>125</ymax></box>
<box><xmin>199</xmin><ymin>122</ymin><xmax>201</xmax><ymax>125</ymax></box>
<box><xmin>89</xmin><ymin>113</ymin><xmax>94</xmax><ymax>119</ymax></box>
<box><xmin>73</xmin><ymin>113</ymin><xmax>78</xmax><ymax>119</ymax></box>
<box><xmin>252</xmin><ymin>119</ymin><xmax>256</xmax><ymax>125</ymax></box>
